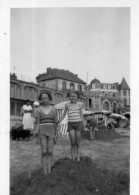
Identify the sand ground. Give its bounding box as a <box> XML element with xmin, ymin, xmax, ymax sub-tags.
<box><xmin>10</xmin><ymin>128</ymin><xmax>129</xmax><ymax>184</ymax></box>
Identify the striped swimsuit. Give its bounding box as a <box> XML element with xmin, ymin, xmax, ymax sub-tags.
<box><xmin>67</xmin><ymin>103</ymin><xmax>82</xmax><ymax>132</ymax></box>
<box><xmin>68</xmin><ymin>103</ymin><xmax>81</xmax><ymax>122</ymax></box>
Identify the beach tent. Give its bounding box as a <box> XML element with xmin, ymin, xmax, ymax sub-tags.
<box><xmin>123</xmin><ymin>112</ymin><xmax>130</xmax><ymax>119</ymax></box>
<box><xmin>109</xmin><ymin>113</ymin><xmax>127</xmax><ymax>120</ymax></box>
<box><xmin>55</xmin><ymin>101</ymin><xmax>69</xmax><ymax>135</ymax></box>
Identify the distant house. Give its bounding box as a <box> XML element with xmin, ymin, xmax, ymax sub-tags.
<box><xmin>85</xmin><ymin>77</ymin><xmax>130</xmax><ymax>113</ymax></box>
<box><xmin>36</xmin><ymin>67</ymin><xmax>86</xmax><ymax>104</ymax></box>
<box><xmin>36</xmin><ymin>67</ymin><xmax>86</xmax><ymax>92</ymax></box>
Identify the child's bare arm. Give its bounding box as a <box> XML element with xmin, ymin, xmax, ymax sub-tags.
<box><xmin>34</xmin><ymin>109</ymin><xmax>40</xmax><ymax>136</ymax></box>
<box><xmin>79</xmin><ymin>105</ymin><xmax>86</xmax><ymax>129</ymax></box>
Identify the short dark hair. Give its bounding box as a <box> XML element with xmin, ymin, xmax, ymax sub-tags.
<box><xmin>25</xmin><ymin>99</ymin><xmax>30</xmax><ymax>104</ymax></box>
<box><xmin>67</xmin><ymin>91</ymin><xmax>80</xmax><ymax>99</ymax></box>
<box><xmin>38</xmin><ymin>91</ymin><xmax>52</xmax><ymax>101</ymax></box>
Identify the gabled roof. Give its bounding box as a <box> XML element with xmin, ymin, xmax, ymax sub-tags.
<box><xmin>36</xmin><ymin>68</ymin><xmax>86</xmax><ymax>84</ymax></box>
<box><xmin>119</xmin><ymin>78</ymin><xmax>130</xmax><ymax>90</ymax></box>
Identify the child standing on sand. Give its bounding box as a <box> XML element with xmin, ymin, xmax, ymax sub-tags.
<box><xmin>34</xmin><ymin>92</ymin><xmax>57</xmax><ymax>175</ymax></box>
<box><xmin>58</xmin><ymin>91</ymin><xmax>85</xmax><ymax>162</ymax></box>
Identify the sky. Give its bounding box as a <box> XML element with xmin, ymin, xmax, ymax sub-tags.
<box><xmin>10</xmin><ymin>7</ymin><xmax>130</xmax><ymax>85</ymax></box>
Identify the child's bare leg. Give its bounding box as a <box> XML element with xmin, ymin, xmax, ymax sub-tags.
<box><xmin>76</xmin><ymin>131</ymin><xmax>81</xmax><ymax>162</ymax></box>
<box><xmin>89</xmin><ymin>126</ymin><xmax>93</xmax><ymax>139</ymax></box>
<box><xmin>47</xmin><ymin>138</ymin><xmax>54</xmax><ymax>174</ymax></box>
<box><xmin>92</xmin><ymin>126</ymin><xmax>95</xmax><ymax>139</ymax></box>
<box><xmin>40</xmin><ymin>137</ymin><xmax>48</xmax><ymax>175</ymax></box>
<box><xmin>69</xmin><ymin>130</ymin><xmax>76</xmax><ymax>160</ymax></box>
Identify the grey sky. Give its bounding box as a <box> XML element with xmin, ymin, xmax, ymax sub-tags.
<box><xmin>10</xmin><ymin>7</ymin><xmax>130</xmax><ymax>85</ymax></box>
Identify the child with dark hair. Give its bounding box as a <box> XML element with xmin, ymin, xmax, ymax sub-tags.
<box><xmin>58</xmin><ymin>91</ymin><xmax>85</xmax><ymax>162</ymax></box>
<box><xmin>34</xmin><ymin>91</ymin><xmax>58</xmax><ymax>175</ymax></box>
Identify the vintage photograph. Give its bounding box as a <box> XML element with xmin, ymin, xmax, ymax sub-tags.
<box><xmin>10</xmin><ymin>7</ymin><xmax>130</xmax><ymax>195</ymax></box>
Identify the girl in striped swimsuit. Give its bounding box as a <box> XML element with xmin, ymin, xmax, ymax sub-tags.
<box><xmin>58</xmin><ymin>91</ymin><xmax>85</xmax><ymax>161</ymax></box>
<box><xmin>34</xmin><ymin>91</ymin><xmax>57</xmax><ymax>175</ymax></box>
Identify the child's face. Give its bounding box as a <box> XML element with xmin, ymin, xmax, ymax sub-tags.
<box><xmin>26</xmin><ymin>101</ymin><xmax>30</xmax><ymax>106</ymax></box>
<box><xmin>69</xmin><ymin>93</ymin><xmax>78</xmax><ymax>103</ymax></box>
<box><xmin>41</xmin><ymin>94</ymin><xmax>50</xmax><ymax>105</ymax></box>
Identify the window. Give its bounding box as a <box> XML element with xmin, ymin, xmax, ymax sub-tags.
<box><xmin>24</xmin><ymin>87</ymin><xmax>27</xmax><ymax>98</ymax></box>
<box><xmin>112</xmin><ymin>85</ymin><xmax>115</xmax><ymax>89</ymax></box>
<box><xmin>78</xmin><ymin>84</ymin><xmax>82</xmax><ymax>92</ymax></box>
<box><xmin>107</xmin><ymin>92</ymin><xmax>110</xmax><ymax>98</ymax></box>
<box><xmin>108</xmin><ymin>85</ymin><xmax>111</xmax><ymax>90</ymax></box>
<box><xmin>103</xmin><ymin>84</ymin><xmax>107</xmax><ymax>89</ymax></box>
<box><xmin>110</xmin><ymin>93</ymin><xmax>113</xmax><ymax>98</ymax></box>
<box><xmin>123</xmin><ymin>91</ymin><xmax>127</xmax><ymax>96</ymax></box>
<box><xmin>62</xmin><ymin>81</ymin><xmax>67</xmax><ymax>90</ymax></box>
<box><xmin>34</xmin><ymin>89</ymin><xmax>38</xmax><ymax>100</ymax></box>
<box><xmin>103</xmin><ymin>101</ymin><xmax>109</xmax><ymax>111</ymax></box>
<box><xmin>113</xmin><ymin>93</ymin><xmax>115</xmax><ymax>97</ymax></box>
<box><xmin>42</xmin><ymin>83</ymin><xmax>45</xmax><ymax>87</ymax></box>
<box><xmin>16</xmin><ymin>85</ymin><xmax>21</xmax><ymax>97</ymax></box>
<box><xmin>113</xmin><ymin>103</ymin><xmax>117</xmax><ymax>113</ymax></box>
<box><xmin>92</xmin><ymin>84</ymin><xmax>95</xmax><ymax>89</ymax></box>
<box><xmin>10</xmin><ymin>84</ymin><xmax>15</xmax><ymax>97</ymax></box>
<box><xmin>70</xmin><ymin>83</ymin><xmax>75</xmax><ymax>90</ymax></box>
<box><xmin>89</xmin><ymin>99</ymin><xmax>92</xmax><ymax>108</ymax></box>
<box><xmin>97</xmin><ymin>84</ymin><xmax>101</xmax><ymax>89</ymax></box>
<box><xmin>124</xmin><ymin>99</ymin><xmax>127</xmax><ymax>105</ymax></box>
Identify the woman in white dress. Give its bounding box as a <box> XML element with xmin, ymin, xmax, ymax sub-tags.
<box><xmin>22</xmin><ymin>100</ymin><xmax>33</xmax><ymax>130</ymax></box>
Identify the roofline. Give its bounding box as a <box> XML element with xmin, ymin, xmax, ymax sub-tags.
<box><xmin>11</xmin><ymin>78</ymin><xmax>38</xmax><ymax>86</ymax></box>
<box><xmin>37</xmin><ymin>77</ymin><xmax>86</xmax><ymax>84</ymax></box>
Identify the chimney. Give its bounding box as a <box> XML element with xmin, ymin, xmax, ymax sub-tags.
<box><xmin>47</xmin><ymin>67</ymin><xmax>51</xmax><ymax>75</ymax></box>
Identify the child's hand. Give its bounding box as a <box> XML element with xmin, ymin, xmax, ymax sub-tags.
<box><xmin>82</xmin><ymin>125</ymin><xmax>86</xmax><ymax>131</ymax></box>
<box><xmin>57</xmin><ymin>120</ymin><xmax>61</xmax><ymax>124</ymax></box>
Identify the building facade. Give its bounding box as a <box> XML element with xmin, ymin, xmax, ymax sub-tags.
<box><xmin>119</xmin><ymin>78</ymin><xmax>130</xmax><ymax>106</ymax></box>
<box><xmin>36</xmin><ymin>67</ymin><xmax>86</xmax><ymax>105</ymax></box>
<box><xmin>10</xmin><ymin>68</ymin><xmax>86</xmax><ymax>116</ymax></box>
<box><xmin>36</xmin><ymin>67</ymin><xmax>85</xmax><ymax>92</ymax></box>
<box><xmin>10</xmin><ymin>73</ymin><xmax>50</xmax><ymax>116</ymax></box>
<box><xmin>10</xmin><ymin>69</ymin><xmax>129</xmax><ymax>116</ymax></box>
<box><xmin>85</xmin><ymin>78</ymin><xmax>130</xmax><ymax>113</ymax></box>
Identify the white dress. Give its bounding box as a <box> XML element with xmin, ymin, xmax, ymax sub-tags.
<box><xmin>22</xmin><ymin>105</ymin><xmax>33</xmax><ymax>130</ymax></box>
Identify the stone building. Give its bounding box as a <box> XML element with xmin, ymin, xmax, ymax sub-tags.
<box><xmin>10</xmin><ymin>73</ymin><xmax>47</xmax><ymax>116</ymax></box>
<box><xmin>10</xmin><ymin>68</ymin><xmax>86</xmax><ymax>116</ymax></box>
<box><xmin>85</xmin><ymin>77</ymin><xmax>130</xmax><ymax>113</ymax></box>
<box><xmin>36</xmin><ymin>67</ymin><xmax>86</xmax><ymax>105</ymax></box>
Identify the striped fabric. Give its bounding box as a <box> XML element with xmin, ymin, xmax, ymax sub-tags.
<box><xmin>68</xmin><ymin>104</ymin><xmax>81</xmax><ymax>122</ymax></box>
<box><xmin>56</xmin><ymin>109</ymin><xmax>68</xmax><ymax>136</ymax></box>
